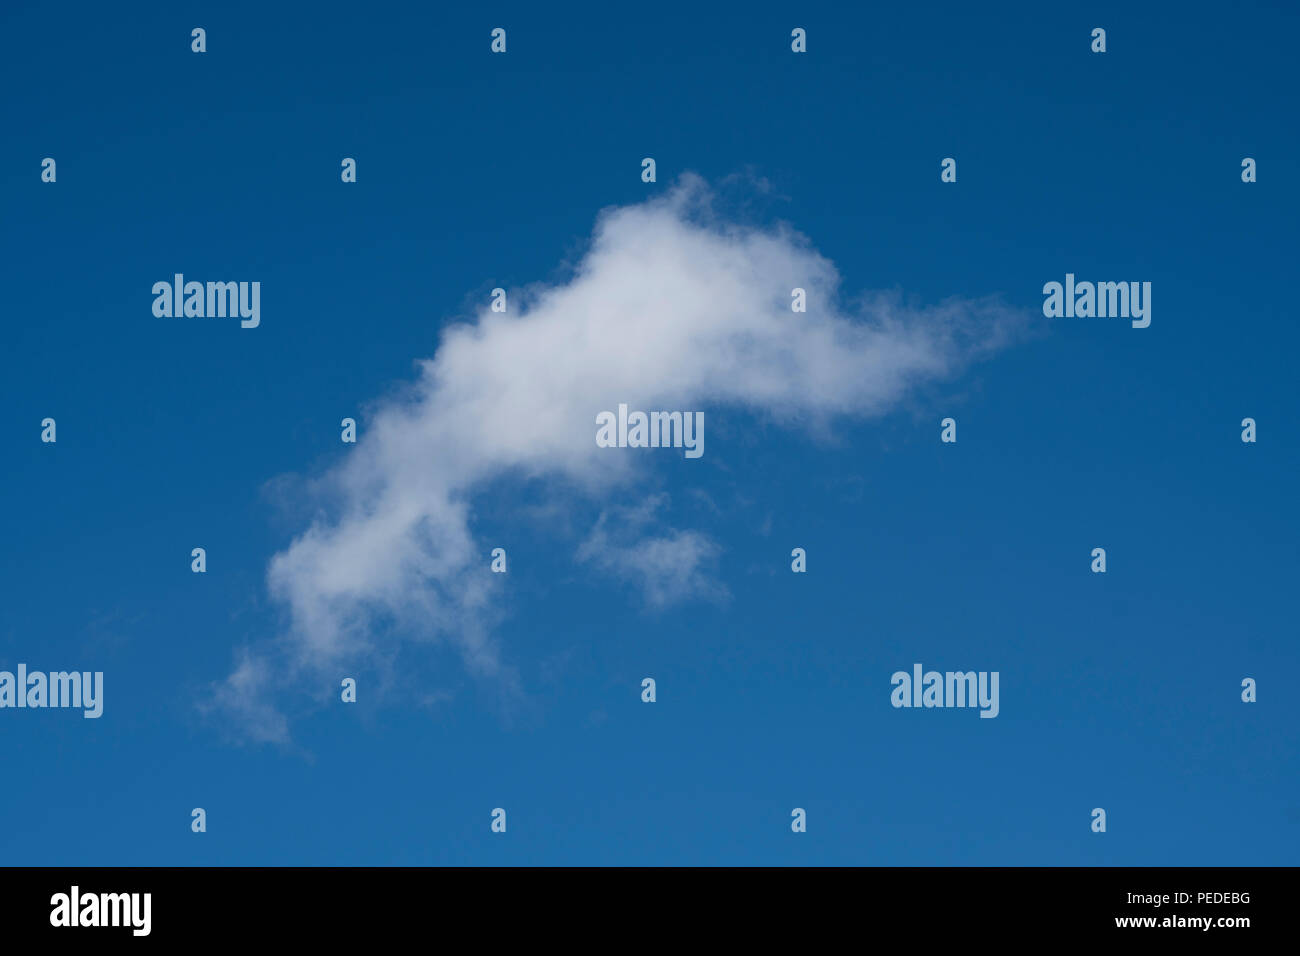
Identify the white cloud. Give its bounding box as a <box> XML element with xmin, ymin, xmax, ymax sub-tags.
<box><xmin>201</xmin><ymin>652</ymin><xmax>291</xmax><ymax>745</ymax></box>
<box><xmin>208</xmin><ymin>174</ymin><xmax>1024</xmax><ymax>741</ymax></box>
<box><xmin>576</xmin><ymin>495</ymin><xmax>726</xmax><ymax>608</ymax></box>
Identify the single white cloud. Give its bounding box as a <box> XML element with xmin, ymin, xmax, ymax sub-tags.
<box><xmin>576</xmin><ymin>495</ymin><xmax>727</xmax><ymax>608</ymax></box>
<box><xmin>201</xmin><ymin>652</ymin><xmax>291</xmax><ymax>745</ymax></box>
<box><xmin>209</xmin><ymin>174</ymin><xmax>1025</xmax><ymax>741</ymax></box>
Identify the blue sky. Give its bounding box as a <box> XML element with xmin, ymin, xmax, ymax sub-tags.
<box><xmin>1</xmin><ymin>1</ymin><xmax>1297</xmax><ymax>865</ymax></box>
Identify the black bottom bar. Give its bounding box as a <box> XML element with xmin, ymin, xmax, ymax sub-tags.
<box><xmin>1</xmin><ymin>867</ymin><xmax>1282</xmax><ymax>943</ymax></box>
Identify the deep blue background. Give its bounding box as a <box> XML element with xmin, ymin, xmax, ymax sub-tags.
<box><xmin>1</xmin><ymin>1</ymin><xmax>1296</xmax><ymax>864</ymax></box>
